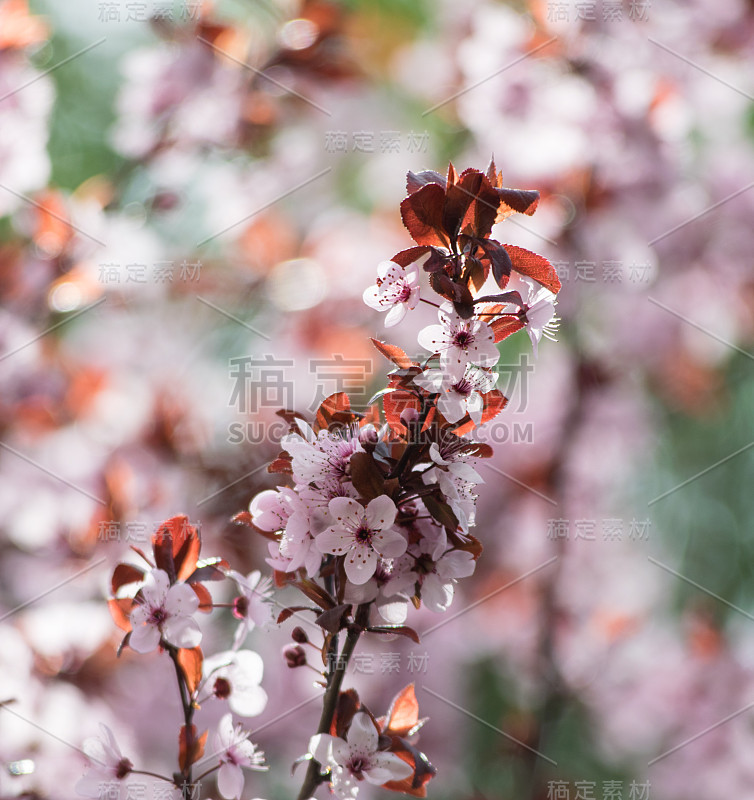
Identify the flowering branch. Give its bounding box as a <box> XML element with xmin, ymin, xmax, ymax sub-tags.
<box><xmin>84</xmin><ymin>159</ymin><xmax>560</xmax><ymax>800</ymax></box>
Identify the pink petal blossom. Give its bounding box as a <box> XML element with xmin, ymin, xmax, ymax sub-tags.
<box><xmin>316</xmin><ymin>496</ymin><xmax>406</xmax><ymax>585</ymax></box>
<box><xmin>75</xmin><ymin>724</ymin><xmax>132</xmax><ymax>798</ymax></box>
<box><xmin>129</xmin><ymin>569</ymin><xmax>201</xmax><ymax>653</ymax></box>
<box><xmin>227</xmin><ymin>569</ymin><xmax>274</xmax><ymax>650</ymax></box>
<box><xmin>213</xmin><ymin>713</ymin><xmax>267</xmax><ymax>800</ymax></box>
<box><xmin>363</xmin><ymin>260</ymin><xmax>421</xmax><ymax>327</ymax></box>
<box><xmin>418</xmin><ymin>304</ymin><xmax>499</xmax><ymax>378</ymax></box>
<box><xmin>415</xmin><ymin>365</ymin><xmax>497</xmax><ymax>424</ymax></box>
<box><xmin>203</xmin><ymin>649</ymin><xmax>268</xmax><ymax>717</ymax></box>
<box><xmin>309</xmin><ymin>712</ymin><xmax>413</xmax><ymax>799</ymax></box>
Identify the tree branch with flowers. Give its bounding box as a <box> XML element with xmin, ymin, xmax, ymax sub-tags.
<box><xmin>79</xmin><ymin>160</ymin><xmax>560</xmax><ymax>800</ymax></box>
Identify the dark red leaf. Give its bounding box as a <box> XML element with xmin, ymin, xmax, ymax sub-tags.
<box><xmin>190</xmin><ymin>582</ymin><xmax>213</xmax><ymax>613</ymax></box>
<box><xmin>268</xmin><ymin>450</ymin><xmax>293</xmax><ymax>475</ymax></box>
<box><xmin>315</xmin><ymin>603</ymin><xmax>351</xmax><ymax>634</ymax></box>
<box><xmin>277</xmin><ymin>605</ymin><xmax>316</xmax><ymax>624</ymax></box>
<box><xmin>496</xmin><ymin>187</ymin><xmax>540</xmax><ymax>218</ymax></box>
<box><xmin>108</xmin><ymin>597</ymin><xmax>134</xmax><ymax>632</ymax></box>
<box><xmin>292</xmin><ymin>579</ymin><xmax>336</xmax><ymax>611</ymax></box>
<box><xmin>390</xmin><ymin>245</ymin><xmax>431</xmax><ymax>268</ymax></box>
<box><xmin>455</xmin><ymin>168</ymin><xmax>500</xmax><ymax>240</ymax></box>
<box><xmin>370</xmin><ymin>338</ymin><xmax>414</xmax><ymax>369</ymax></box>
<box><xmin>503</xmin><ymin>244</ymin><xmax>561</xmax><ymax>293</ymax></box>
<box><xmin>400</xmin><ymin>183</ymin><xmax>448</xmax><ymax>248</ymax></box>
<box><xmin>151</xmin><ymin>515</ymin><xmax>200</xmax><ymax>584</ymax></box>
<box><xmin>367</xmin><ymin>625</ymin><xmax>421</xmax><ymax>643</ymax></box>
<box><xmin>177</xmin><ymin>646</ymin><xmax>203</xmax><ymax>695</ymax></box>
<box><xmin>406</xmin><ymin>170</ymin><xmax>446</xmax><ymax>194</ymax></box>
<box><xmin>450</xmin><ymin>533</ymin><xmax>484</xmax><ymax>560</ymax></box>
<box><xmin>381</xmin><ymin>684</ymin><xmax>420</xmax><ymax>737</ymax></box>
<box><xmin>316</xmin><ymin>392</ymin><xmax>357</xmax><ymax>431</ymax></box>
<box><xmin>349</xmin><ymin>453</ymin><xmax>386</xmax><ymax>502</ymax></box>
<box><xmin>476</xmin><ymin>238</ymin><xmax>512</xmax><ymax>290</ymax></box>
<box><xmin>423</xmin><ymin>494</ymin><xmax>459</xmax><ymax>534</ymax></box>
<box><xmin>489</xmin><ymin>314</ymin><xmax>525</xmax><ymax>343</ymax></box>
<box><xmin>383</xmin><ymin>739</ymin><xmax>437</xmax><ymax>795</ymax></box>
<box><xmin>486</xmin><ymin>156</ymin><xmax>502</xmax><ymax>187</ymax></box>
<box><xmin>331</xmin><ymin>688</ymin><xmax>361</xmax><ymax>738</ymax></box>
<box><xmin>429</xmin><ymin>272</ymin><xmax>474</xmax><ymax>319</ymax></box>
<box><xmin>178</xmin><ymin>725</ymin><xmax>207</xmax><ymax>771</ymax></box>
<box><xmin>188</xmin><ymin>557</ymin><xmax>230</xmax><ymax>583</ymax></box>
<box><xmin>111</xmin><ymin>563</ymin><xmax>145</xmax><ymax>595</ymax></box>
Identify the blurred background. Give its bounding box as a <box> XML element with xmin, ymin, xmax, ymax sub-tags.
<box><xmin>1</xmin><ymin>0</ymin><xmax>754</xmax><ymax>798</ymax></box>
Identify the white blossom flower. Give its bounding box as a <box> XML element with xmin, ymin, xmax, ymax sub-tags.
<box><xmin>309</xmin><ymin>712</ymin><xmax>413</xmax><ymax>799</ymax></box>
<box><xmin>203</xmin><ymin>649</ymin><xmax>268</xmax><ymax>717</ymax></box>
<box><xmin>227</xmin><ymin>570</ymin><xmax>274</xmax><ymax>650</ymax></box>
<box><xmin>415</xmin><ymin>364</ymin><xmax>497</xmax><ymax>424</ymax></box>
<box><xmin>213</xmin><ymin>713</ymin><xmax>267</xmax><ymax>799</ymax></box>
<box><xmin>129</xmin><ymin>569</ymin><xmax>201</xmax><ymax>653</ymax></box>
<box><xmin>75</xmin><ymin>724</ymin><xmax>132</xmax><ymax>798</ymax></box>
<box><xmin>392</xmin><ymin>531</ymin><xmax>476</xmax><ymax>612</ymax></box>
<box><xmin>363</xmin><ymin>260</ymin><xmax>421</xmax><ymax>327</ymax></box>
<box><xmin>505</xmin><ymin>272</ymin><xmax>558</xmax><ymax>358</ymax></box>
<box><xmin>418</xmin><ymin>304</ymin><xmax>499</xmax><ymax>378</ymax></box>
<box><xmin>316</xmin><ymin>496</ymin><xmax>407</xmax><ymax>585</ymax></box>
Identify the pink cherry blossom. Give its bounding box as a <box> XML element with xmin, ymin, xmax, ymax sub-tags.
<box><xmin>415</xmin><ymin>364</ymin><xmax>497</xmax><ymax>424</ymax></box>
<box><xmin>227</xmin><ymin>569</ymin><xmax>274</xmax><ymax>650</ymax></box>
<box><xmin>309</xmin><ymin>711</ymin><xmax>413</xmax><ymax>799</ymax></box>
<box><xmin>363</xmin><ymin>260</ymin><xmax>421</xmax><ymax>327</ymax></box>
<box><xmin>202</xmin><ymin>649</ymin><xmax>268</xmax><ymax>717</ymax></box>
<box><xmin>129</xmin><ymin>569</ymin><xmax>201</xmax><ymax>653</ymax></box>
<box><xmin>75</xmin><ymin>724</ymin><xmax>132</xmax><ymax>798</ymax></box>
<box><xmin>418</xmin><ymin>304</ymin><xmax>500</xmax><ymax>378</ymax></box>
<box><xmin>282</xmin><ymin>421</ymin><xmax>364</xmax><ymax>487</ymax></box>
<box><xmin>213</xmin><ymin>713</ymin><xmax>267</xmax><ymax>800</ymax></box>
<box><xmin>392</xmin><ymin>531</ymin><xmax>476</xmax><ymax>612</ymax></box>
<box><xmin>315</xmin><ymin>496</ymin><xmax>407</xmax><ymax>585</ymax></box>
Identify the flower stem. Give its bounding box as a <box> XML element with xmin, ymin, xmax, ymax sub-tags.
<box><xmin>130</xmin><ymin>769</ymin><xmax>174</xmax><ymax>783</ymax></box>
<box><xmin>420</xmin><ymin>297</ymin><xmax>442</xmax><ymax>309</ymax></box>
<box><xmin>168</xmin><ymin>646</ymin><xmax>196</xmax><ymax>798</ymax></box>
<box><xmin>295</xmin><ymin>604</ymin><xmax>369</xmax><ymax>800</ymax></box>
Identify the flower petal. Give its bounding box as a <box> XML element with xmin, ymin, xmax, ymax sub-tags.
<box><xmin>163</xmin><ymin>615</ymin><xmax>202</xmax><ymax>649</ymax></box>
<box><xmin>328</xmin><ymin>497</ymin><xmax>362</xmax><ymax>529</ymax></box>
<box><xmin>372</xmin><ymin>528</ymin><xmax>407</xmax><ymax>559</ymax></box>
<box><xmin>346</xmin><ymin>711</ymin><xmax>378</xmax><ymax>754</ymax></box>
<box><xmin>164</xmin><ymin>582</ymin><xmax>200</xmax><ymax>616</ymax></box>
<box><xmin>344</xmin><ymin>546</ymin><xmax>377</xmax><ymax>585</ymax></box>
<box><xmin>364</xmin><ymin>495</ymin><xmax>397</xmax><ymax>531</ymax></box>
<box><xmin>128</xmin><ymin>621</ymin><xmax>161</xmax><ymax>654</ymax></box>
<box><xmin>369</xmin><ymin>751</ymin><xmax>414</xmax><ymax>783</ymax></box>
<box><xmin>417</xmin><ymin>323</ymin><xmax>448</xmax><ymax>354</ymax></box>
<box><xmin>315</xmin><ymin>527</ymin><xmax>353</xmax><ymax>556</ymax></box>
<box><xmin>217</xmin><ymin>761</ymin><xmax>244</xmax><ymax>799</ymax></box>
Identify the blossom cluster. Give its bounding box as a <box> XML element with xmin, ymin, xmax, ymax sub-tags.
<box><xmin>235</xmin><ymin>161</ymin><xmax>561</xmax><ymax>799</ymax></box>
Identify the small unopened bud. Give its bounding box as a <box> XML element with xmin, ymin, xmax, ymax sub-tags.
<box><xmin>400</xmin><ymin>407</ymin><xmax>419</xmax><ymax>427</ymax></box>
<box><xmin>359</xmin><ymin>425</ymin><xmax>378</xmax><ymax>446</ymax></box>
<box><xmin>291</xmin><ymin>626</ymin><xmax>309</xmax><ymax>644</ymax></box>
<box><xmin>284</xmin><ymin>644</ymin><xmax>307</xmax><ymax>668</ymax></box>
